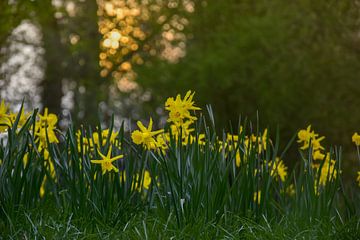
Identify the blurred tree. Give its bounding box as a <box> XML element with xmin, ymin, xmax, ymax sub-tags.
<box><xmin>2</xmin><ymin>0</ymin><xmax>360</xmax><ymax>160</ymax></box>
<box><xmin>137</xmin><ymin>0</ymin><xmax>360</xmax><ymax>154</ymax></box>
<box><xmin>130</xmin><ymin>0</ymin><xmax>360</xmax><ymax>180</ymax></box>
<box><xmin>34</xmin><ymin>0</ymin><xmax>66</xmax><ymax>116</ymax></box>
<box><xmin>97</xmin><ymin>0</ymin><xmax>195</xmax><ymax>121</ymax></box>
<box><xmin>1</xmin><ymin>0</ymin><xmax>104</xmax><ymax>125</ymax></box>
<box><xmin>0</xmin><ymin>1</ymin><xmax>32</xmax><ymax>83</ymax></box>
<box><xmin>0</xmin><ymin>1</ymin><xmax>29</xmax><ymax>46</ymax></box>
<box><xmin>59</xmin><ymin>0</ymin><xmax>103</xmax><ymax>125</ymax></box>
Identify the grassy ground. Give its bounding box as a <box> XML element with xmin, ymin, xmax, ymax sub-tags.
<box><xmin>1</xmin><ymin>206</ymin><xmax>359</xmax><ymax>239</ymax></box>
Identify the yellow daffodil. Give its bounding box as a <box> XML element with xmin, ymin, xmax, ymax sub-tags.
<box><xmin>156</xmin><ymin>133</ymin><xmax>169</xmax><ymax>153</ymax></box>
<box><xmin>298</xmin><ymin>125</ymin><xmax>318</xmax><ymax>150</ymax></box>
<box><xmin>142</xmin><ymin>171</ymin><xmax>152</xmax><ymax>190</ymax></box>
<box><xmin>33</xmin><ymin>108</ymin><xmax>59</xmax><ymax>153</ymax></box>
<box><xmin>131</xmin><ymin>117</ymin><xmax>163</xmax><ymax>150</ymax></box>
<box><xmin>313</xmin><ymin>150</ymin><xmax>325</xmax><ymax>161</ymax></box>
<box><xmin>352</xmin><ymin>132</ymin><xmax>360</xmax><ymax>146</ymax></box>
<box><xmin>317</xmin><ymin>158</ymin><xmax>337</xmax><ymax>187</ymax></box>
<box><xmin>93</xmin><ymin>129</ymin><xmax>119</xmax><ymax>147</ymax></box>
<box><xmin>298</xmin><ymin>125</ymin><xmax>325</xmax><ymax>151</ymax></box>
<box><xmin>23</xmin><ymin>153</ymin><xmax>29</xmax><ymax>167</ymax></box>
<box><xmin>38</xmin><ymin>108</ymin><xmax>58</xmax><ymax>127</ymax></box>
<box><xmin>194</xmin><ymin>133</ymin><xmax>206</xmax><ymax>145</ymax></box>
<box><xmin>91</xmin><ymin>146</ymin><xmax>123</xmax><ymax>175</ymax></box>
<box><xmin>131</xmin><ymin>170</ymin><xmax>153</xmax><ymax>192</ymax></box>
<box><xmin>270</xmin><ymin>158</ymin><xmax>288</xmax><ymax>182</ymax></box>
<box><xmin>35</xmin><ymin>126</ymin><xmax>59</xmax><ymax>150</ymax></box>
<box><xmin>298</xmin><ymin>125</ymin><xmax>317</xmax><ymax>143</ymax></box>
<box><xmin>259</xmin><ymin>128</ymin><xmax>269</xmax><ymax>152</ymax></box>
<box><xmin>0</xmin><ymin>100</ymin><xmax>8</xmax><ymax>115</ymax></box>
<box><xmin>118</xmin><ymin>171</ymin><xmax>154</xmax><ymax>191</ymax></box>
<box><xmin>254</xmin><ymin>190</ymin><xmax>261</xmax><ymax>204</ymax></box>
<box><xmin>227</xmin><ymin>133</ymin><xmax>239</xmax><ymax>142</ymax></box>
<box><xmin>76</xmin><ymin>130</ymin><xmax>94</xmax><ymax>152</ymax></box>
<box><xmin>168</xmin><ymin>121</ymin><xmax>196</xmax><ymax>146</ymax></box>
<box><xmin>8</xmin><ymin>108</ymin><xmax>30</xmax><ymax>129</ymax></box>
<box><xmin>0</xmin><ymin>100</ymin><xmax>11</xmax><ymax>132</ymax></box>
<box><xmin>356</xmin><ymin>171</ymin><xmax>360</xmax><ymax>187</ymax></box>
<box><xmin>40</xmin><ymin>176</ymin><xmax>47</xmax><ymax>198</ymax></box>
<box><xmin>165</xmin><ymin>90</ymin><xmax>201</xmax><ymax>126</ymax></box>
<box><xmin>311</xmin><ymin>136</ymin><xmax>325</xmax><ymax>150</ymax></box>
<box><xmin>235</xmin><ymin>150</ymin><xmax>241</xmax><ymax>167</ymax></box>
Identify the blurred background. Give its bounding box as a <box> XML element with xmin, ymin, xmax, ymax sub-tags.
<box><xmin>1</xmin><ymin>0</ymin><xmax>360</xmax><ymax>170</ymax></box>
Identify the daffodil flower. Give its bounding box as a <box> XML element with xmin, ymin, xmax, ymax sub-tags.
<box><xmin>0</xmin><ymin>100</ymin><xmax>11</xmax><ymax>132</ymax></box>
<box><xmin>165</xmin><ymin>90</ymin><xmax>201</xmax><ymax>126</ymax></box>
<box><xmin>131</xmin><ymin>117</ymin><xmax>163</xmax><ymax>150</ymax></box>
<box><xmin>352</xmin><ymin>132</ymin><xmax>360</xmax><ymax>146</ymax></box>
<box><xmin>38</xmin><ymin>108</ymin><xmax>58</xmax><ymax>127</ymax></box>
<box><xmin>269</xmin><ymin>158</ymin><xmax>288</xmax><ymax>182</ymax></box>
<box><xmin>91</xmin><ymin>146</ymin><xmax>123</xmax><ymax>175</ymax></box>
<box><xmin>313</xmin><ymin>150</ymin><xmax>325</xmax><ymax>160</ymax></box>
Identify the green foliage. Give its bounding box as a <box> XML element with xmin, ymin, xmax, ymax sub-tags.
<box><xmin>1</xmin><ymin>106</ymin><xmax>359</xmax><ymax>236</ymax></box>
<box><xmin>0</xmin><ymin>107</ymin><xmax>45</xmax><ymax>218</ymax></box>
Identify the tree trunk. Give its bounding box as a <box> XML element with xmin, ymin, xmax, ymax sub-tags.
<box><xmin>36</xmin><ymin>0</ymin><xmax>64</xmax><ymax>115</ymax></box>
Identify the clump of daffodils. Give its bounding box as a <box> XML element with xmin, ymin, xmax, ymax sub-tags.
<box><xmin>87</xmin><ymin>131</ymin><xmax>155</xmax><ymax>192</ymax></box>
<box><xmin>165</xmin><ymin>90</ymin><xmax>201</xmax><ymax>127</ymax></box>
<box><xmin>298</xmin><ymin>125</ymin><xmax>338</xmax><ymax>192</ymax></box>
<box><xmin>0</xmin><ymin>101</ymin><xmax>60</xmax><ymax>197</ymax></box>
<box><xmin>0</xmin><ymin>100</ymin><xmax>31</xmax><ymax>133</ymax></box>
<box><xmin>130</xmin><ymin>91</ymin><xmax>288</xmax><ymax>185</ymax></box>
<box><xmin>131</xmin><ymin>90</ymin><xmax>202</xmax><ymax>152</ymax></box>
<box><xmin>34</xmin><ymin>108</ymin><xmax>60</xmax><ymax>196</ymax></box>
<box><xmin>164</xmin><ymin>90</ymin><xmax>203</xmax><ymax>147</ymax></box>
<box><xmin>76</xmin><ymin>128</ymin><xmax>119</xmax><ymax>153</ymax></box>
<box><xmin>220</xmin><ymin>128</ymin><xmax>282</xmax><ymax>180</ymax></box>
<box><xmin>0</xmin><ymin>101</ymin><xmax>59</xmax><ymax>163</ymax></box>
